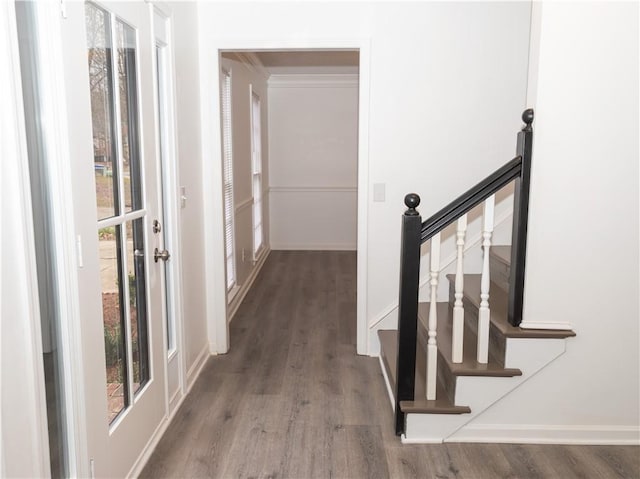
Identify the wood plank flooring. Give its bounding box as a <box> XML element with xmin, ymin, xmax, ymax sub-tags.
<box><xmin>141</xmin><ymin>251</ymin><xmax>639</xmax><ymax>479</ymax></box>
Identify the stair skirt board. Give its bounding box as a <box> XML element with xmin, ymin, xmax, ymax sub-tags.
<box><xmin>378</xmin><ymin>354</ymin><xmax>396</xmax><ymax>413</ymax></box>
<box><xmin>397</xmin><ymin>337</ymin><xmax>567</xmax><ymax>443</ymax></box>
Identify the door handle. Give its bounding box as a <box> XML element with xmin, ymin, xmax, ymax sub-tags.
<box><xmin>154</xmin><ymin>248</ymin><xmax>170</xmax><ymax>263</ymax></box>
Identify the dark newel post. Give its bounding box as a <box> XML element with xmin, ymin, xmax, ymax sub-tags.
<box><xmin>508</xmin><ymin>109</ymin><xmax>534</xmax><ymax>326</ymax></box>
<box><xmin>395</xmin><ymin>193</ymin><xmax>422</xmax><ymax>436</ymax></box>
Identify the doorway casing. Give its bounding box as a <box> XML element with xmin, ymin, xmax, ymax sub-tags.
<box><xmin>199</xmin><ymin>39</ymin><xmax>371</xmax><ymax>355</ymax></box>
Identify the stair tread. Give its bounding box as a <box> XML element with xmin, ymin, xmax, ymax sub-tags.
<box><xmin>378</xmin><ymin>330</ymin><xmax>469</xmax><ymax>415</ymax></box>
<box><xmin>491</xmin><ymin>245</ymin><xmax>512</xmax><ymax>266</ymax></box>
<box><xmin>446</xmin><ymin>273</ymin><xmax>576</xmax><ymax>339</ymax></box>
<box><xmin>417</xmin><ymin>302</ymin><xmax>522</xmax><ymax>377</ymax></box>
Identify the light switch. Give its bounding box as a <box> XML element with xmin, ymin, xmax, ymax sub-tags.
<box><xmin>373</xmin><ymin>183</ymin><xmax>386</xmax><ymax>202</ymax></box>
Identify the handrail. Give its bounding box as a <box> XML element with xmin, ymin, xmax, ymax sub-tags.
<box><xmin>420</xmin><ymin>156</ymin><xmax>522</xmax><ymax>243</ymax></box>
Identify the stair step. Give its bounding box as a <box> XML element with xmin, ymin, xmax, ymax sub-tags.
<box><xmin>491</xmin><ymin>245</ymin><xmax>512</xmax><ymax>266</ymax></box>
<box><xmin>377</xmin><ymin>330</ymin><xmax>469</xmax><ymax>415</ymax></box>
<box><xmin>490</xmin><ymin>245</ymin><xmax>512</xmax><ymax>293</ymax></box>
<box><xmin>418</xmin><ymin>302</ymin><xmax>521</xmax><ymax>377</ymax></box>
<box><xmin>450</xmin><ymin>274</ymin><xmax>576</xmax><ymax>339</ymax></box>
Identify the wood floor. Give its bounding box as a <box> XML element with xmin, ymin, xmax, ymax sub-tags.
<box><xmin>141</xmin><ymin>251</ymin><xmax>639</xmax><ymax>479</ymax></box>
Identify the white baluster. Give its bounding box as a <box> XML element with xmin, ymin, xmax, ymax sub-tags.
<box><xmin>426</xmin><ymin>233</ymin><xmax>441</xmax><ymax>400</ymax></box>
<box><xmin>477</xmin><ymin>195</ymin><xmax>495</xmax><ymax>364</ymax></box>
<box><xmin>452</xmin><ymin>215</ymin><xmax>467</xmax><ymax>363</ymax></box>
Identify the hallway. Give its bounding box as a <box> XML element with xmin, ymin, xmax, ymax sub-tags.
<box><xmin>141</xmin><ymin>251</ymin><xmax>639</xmax><ymax>478</ymax></box>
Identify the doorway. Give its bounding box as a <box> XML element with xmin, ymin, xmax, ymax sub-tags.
<box><xmin>217</xmin><ymin>49</ymin><xmax>362</xmax><ymax>349</ymax></box>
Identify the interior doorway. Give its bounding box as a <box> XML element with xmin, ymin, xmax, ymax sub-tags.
<box><xmin>217</xmin><ymin>49</ymin><xmax>361</xmax><ymax>349</ymax></box>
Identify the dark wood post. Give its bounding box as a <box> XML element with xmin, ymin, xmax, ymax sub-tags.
<box><xmin>395</xmin><ymin>193</ymin><xmax>422</xmax><ymax>435</ymax></box>
<box><xmin>508</xmin><ymin>109</ymin><xmax>534</xmax><ymax>326</ymax></box>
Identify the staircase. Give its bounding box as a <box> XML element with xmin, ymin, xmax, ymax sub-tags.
<box><xmin>379</xmin><ymin>110</ymin><xmax>576</xmax><ymax>443</ymax></box>
<box><xmin>379</xmin><ymin>245</ymin><xmax>575</xmax><ymax>442</ymax></box>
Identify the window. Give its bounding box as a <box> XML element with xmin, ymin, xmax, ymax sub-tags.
<box><xmin>251</xmin><ymin>90</ymin><xmax>263</xmax><ymax>257</ymax></box>
<box><xmin>221</xmin><ymin>70</ymin><xmax>236</xmax><ymax>290</ymax></box>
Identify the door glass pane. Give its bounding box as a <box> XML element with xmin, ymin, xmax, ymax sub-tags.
<box><xmin>126</xmin><ymin>219</ymin><xmax>149</xmax><ymax>393</ymax></box>
<box><xmin>99</xmin><ymin>225</ymin><xmax>129</xmax><ymax>422</ymax></box>
<box><xmin>86</xmin><ymin>3</ymin><xmax>119</xmax><ymax>220</ymax></box>
<box><xmin>117</xmin><ymin>21</ymin><xmax>143</xmax><ymax>213</ymax></box>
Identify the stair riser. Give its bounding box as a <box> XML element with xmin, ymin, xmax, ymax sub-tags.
<box><xmin>489</xmin><ymin>253</ymin><xmax>510</xmax><ymax>294</ymax></box>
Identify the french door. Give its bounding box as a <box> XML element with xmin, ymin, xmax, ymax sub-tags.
<box><xmin>61</xmin><ymin>2</ymin><xmax>167</xmax><ymax>476</ymax></box>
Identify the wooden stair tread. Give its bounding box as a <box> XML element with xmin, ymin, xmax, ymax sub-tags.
<box><xmin>378</xmin><ymin>329</ymin><xmax>469</xmax><ymax>415</ymax></box>
<box><xmin>448</xmin><ymin>274</ymin><xmax>576</xmax><ymax>339</ymax></box>
<box><xmin>490</xmin><ymin>245</ymin><xmax>512</xmax><ymax>266</ymax></box>
<box><xmin>417</xmin><ymin>302</ymin><xmax>521</xmax><ymax>377</ymax></box>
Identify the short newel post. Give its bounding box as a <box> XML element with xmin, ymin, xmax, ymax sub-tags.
<box><xmin>395</xmin><ymin>193</ymin><xmax>422</xmax><ymax>436</ymax></box>
<box><xmin>509</xmin><ymin>109</ymin><xmax>534</xmax><ymax>326</ymax></box>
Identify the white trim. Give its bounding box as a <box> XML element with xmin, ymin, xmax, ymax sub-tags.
<box><xmin>378</xmin><ymin>356</ymin><xmax>396</xmax><ymax>413</ymax></box>
<box><xmin>127</xmin><ymin>342</ymin><xmax>211</xmax><ymax>479</ymax></box>
<box><xmin>234</xmin><ymin>196</ymin><xmax>254</xmax><ymax>213</ymax></box>
<box><xmin>186</xmin><ymin>343</ymin><xmax>212</xmax><ymax>391</ymax></box>
<box><xmin>227</xmin><ymin>247</ymin><xmax>271</xmax><ymax>321</ymax></box>
<box><xmin>269</xmin><ymin>185</ymin><xmax>357</xmax><ymax>193</ymax></box>
<box><xmin>445</xmin><ymin>424</ymin><xmax>640</xmax><ymax>445</ymax></box>
<box><xmin>271</xmin><ymin>243</ymin><xmax>357</xmax><ymax>251</ymax></box>
<box><xmin>400</xmin><ymin>435</ymin><xmax>444</xmax><ymax>445</ymax></box>
<box><xmin>268</xmin><ymin>73</ymin><xmax>359</xmax><ymax>88</ymax></box>
<box><xmin>519</xmin><ymin>320</ymin><xmax>574</xmax><ymax>331</ymax></box>
<box><xmin>198</xmin><ymin>36</ymin><xmax>371</xmax><ymax>356</ymax></box>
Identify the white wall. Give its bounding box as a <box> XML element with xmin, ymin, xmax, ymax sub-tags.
<box><xmin>268</xmin><ymin>74</ymin><xmax>358</xmax><ymax>250</ymax></box>
<box><xmin>198</xmin><ymin>1</ymin><xmax>531</xmax><ymax>353</ymax></box>
<box><xmin>466</xmin><ymin>1</ymin><xmax>640</xmax><ymax>442</ymax></box>
<box><xmin>171</xmin><ymin>2</ymin><xmax>209</xmax><ymax>373</ymax></box>
<box><xmin>221</xmin><ymin>53</ymin><xmax>270</xmax><ymax>295</ymax></box>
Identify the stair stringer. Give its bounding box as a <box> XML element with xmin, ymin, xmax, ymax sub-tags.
<box><xmin>401</xmin><ymin>337</ymin><xmax>567</xmax><ymax>443</ymax></box>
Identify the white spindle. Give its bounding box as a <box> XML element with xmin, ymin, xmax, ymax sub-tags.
<box><xmin>477</xmin><ymin>195</ymin><xmax>495</xmax><ymax>364</ymax></box>
<box><xmin>452</xmin><ymin>215</ymin><xmax>467</xmax><ymax>363</ymax></box>
<box><xmin>426</xmin><ymin>233</ymin><xmax>441</xmax><ymax>400</ymax></box>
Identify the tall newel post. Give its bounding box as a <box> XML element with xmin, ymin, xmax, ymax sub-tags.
<box><xmin>508</xmin><ymin>109</ymin><xmax>534</xmax><ymax>326</ymax></box>
<box><xmin>394</xmin><ymin>193</ymin><xmax>422</xmax><ymax>436</ymax></box>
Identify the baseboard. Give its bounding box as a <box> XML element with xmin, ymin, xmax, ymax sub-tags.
<box><xmin>128</xmin><ymin>344</ymin><xmax>212</xmax><ymax>478</ymax></box>
<box><xmin>271</xmin><ymin>243</ymin><xmax>356</xmax><ymax>251</ymax></box>
<box><xmin>445</xmin><ymin>423</ymin><xmax>640</xmax><ymax>445</ymax></box>
<box><xmin>228</xmin><ymin>248</ymin><xmax>271</xmax><ymax>322</ymax></box>
<box><xmin>187</xmin><ymin>343</ymin><xmax>211</xmax><ymax>391</ymax></box>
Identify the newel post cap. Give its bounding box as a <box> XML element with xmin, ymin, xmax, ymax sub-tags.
<box><xmin>522</xmin><ymin>109</ymin><xmax>534</xmax><ymax>130</ymax></box>
<box><xmin>404</xmin><ymin>193</ymin><xmax>420</xmax><ymax>215</ymax></box>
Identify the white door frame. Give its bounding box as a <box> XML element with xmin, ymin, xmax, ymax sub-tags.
<box><xmin>2</xmin><ymin>0</ymin><xmax>90</xmax><ymax>476</ymax></box>
<box><xmin>198</xmin><ymin>37</ymin><xmax>371</xmax><ymax>356</ymax></box>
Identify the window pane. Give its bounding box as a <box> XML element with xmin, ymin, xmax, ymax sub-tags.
<box><xmin>99</xmin><ymin>225</ymin><xmax>129</xmax><ymax>423</ymax></box>
<box><xmin>125</xmin><ymin>219</ymin><xmax>149</xmax><ymax>394</ymax></box>
<box><xmin>86</xmin><ymin>3</ymin><xmax>119</xmax><ymax>220</ymax></box>
<box><xmin>117</xmin><ymin>21</ymin><xmax>142</xmax><ymax>212</ymax></box>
